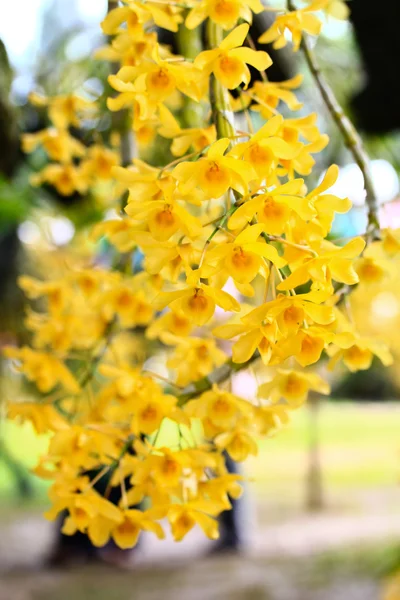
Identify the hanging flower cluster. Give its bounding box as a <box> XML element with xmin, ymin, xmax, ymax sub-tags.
<box><xmin>23</xmin><ymin>92</ymin><xmax>120</xmax><ymax>200</ymax></box>
<box><xmin>6</xmin><ymin>0</ymin><xmax>396</xmax><ymax>549</ymax></box>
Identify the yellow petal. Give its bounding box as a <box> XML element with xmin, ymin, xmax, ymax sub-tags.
<box><xmin>232</xmin><ymin>329</ymin><xmax>263</xmax><ymax>363</ymax></box>
<box><xmin>235</xmin><ymin>223</ymin><xmax>264</xmax><ymax>245</ymax></box>
<box><xmin>194</xmin><ymin>49</ymin><xmax>220</xmax><ymax>71</ymax></box>
<box><xmin>219</xmin><ymin>23</ymin><xmax>250</xmax><ymax>51</ymax></box>
<box><xmin>229</xmin><ymin>47</ymin><xmax>272</xmax><ymax>72</ymax></box>
<box><xmin>207</xmin><ymin>138</ymin><xmax>231</xmax><ymax>160</ymax></box>
<box><xmin>228</xmin><ymin>197</ymin><xmax>263</xmax><ymax>230</ymax></box>
<box><xmin>101</xmin><ymin>7</ymin><xmax>132</xmax><ymax>34</ymax></box>
<box><xmin>213</xmin><ymin>323</ymin><xmax>248</xmax><ymax>339</ymax></box>
<box><xmin>244</xmin><ymin>242</ymin><xmax>286</xmax><ymax>268</ymax></box>
<box><xmin>185</xmin><ymin>5</ymin><xmax>208</xmax><ymax>29</ymax></box>
<box><xmin>203</xmin><ymin>284</ymin><xmax>241</xmax><ymax>312</ymax></box>
<box><xmin>153</xmin><ymin>288</ymin><xmax>193</xmax><ymax>311</ymax></box>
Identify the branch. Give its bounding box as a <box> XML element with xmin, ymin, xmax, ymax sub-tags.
<box><xmin>177</xmin><ymin>354</ymin><xmax>260</xmax><ymax>405</ymax></box>
<box><xmin>287</xmin><ymin>0</ymin><xmax>379</xmax><ymax>241</ymax></box>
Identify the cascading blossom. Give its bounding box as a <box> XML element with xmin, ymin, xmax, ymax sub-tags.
<box><xmin>8</xmin><ymin>0</ymin><xmax>395</xmax><ymax>551</ymax></box>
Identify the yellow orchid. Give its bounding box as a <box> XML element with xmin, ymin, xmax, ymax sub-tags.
<box><xmin>81</xmin><ymin>145</ymin><xmax>120</xmax><ymax>181</ymax></box>
<box><xmin>91</xmin><ymin>217</ymin><xmax>145</xmax><ymax>253</ymax></box>
<box><xmin>245</xmin><ymin>75</ymin><xmax>304</xmax><ymax>120</ymax></box>
<box><xmin>146</xmin><ymin>309</ymin><xmax>193</xmax><ymax>341</ymax></box>
<box><xmin>198</xmin><ymin>474</ymin><xmax>243</xmax><ymax>510</ymax></box>
<box><xmin>166</xmin><ymin>337</ymin><xmax>227</xmax><ymax>386</ymax></box>
<box><xmin>213</xmin><ymin>316</ymin><xmax>280</xmax><ymax>364</ymax></box>
<box><xmin>258</xmin><ymin>1</ymin><xmax>326</xmax><ymax>51</ymax></box>
<box><xmin>154</xmin><ymin>272</ymin><xmax>240</xmax><ymax>326</ymax></box>
<box><xmin>4</xmin><ymin>347</ymin><xmax>80</xmax><ymax>394</ymax></box>
<box><xmin>381</xmin><ymin>229</ymin><xmax>400</xmax><ymax>256</ymax></box>
<box><xmin>22</xmin><ymin>128</ymin><xmax>85</xmax><ymax>163</ymax></box>
<box><xmin>110</xmin><ymin>46</ymin><xmax>206</xmax><ymax>106</ymax></box>
<box><xmin>186</xmin><ymin>0</ymin><xmax>264</xmax><ymax>30</ymax></box>
<box><xmin>12</xmin><ymin>0</ymin><xmax>393</xmax><ymax>554</ymax></box>
<box><xmin>213</xmin><ymin>291</ymin><xmax>334</xmax><ymax>364</ymax></box>
<box><xmin>279</xmin><ymin>135</ymin><xmax>329</xmax><ymax>179</ymax></box>
<box><xmin>102</xmin><ymin>1</ymin><xmax>183</xmax><ymax>35</ymax></box>
<box><xmin>203</xmin><ymin>223</ymin><xmax>286</xmax><ymax>284</ymax></box>
<box><xmin>31</xmin><ymin>163</ymin><xmax>89</xmax><ymax>196</ymax></box>
<box><xmin>194</xmin><ymin>24</ymin><xmax>272</xmax><ymax>90</ymax></box>
<box><xmin>214</xmin><ymin>426</ymin><xmax>258</xmax><ymax>461</ymax></box>
<box><xmin>7</xmin><ymin>402</ymin><xmax>64</xmax><ymax>435</ymax></box>
<box><xmin>158</xmin><ymin>105</ymin><xmax>217</xmax><ymax>157</ymax></box>
<box><xmin>173</xmin><ymin>137</ymin><xmax>258</xmax><ymax>199</ymax></box>
<box><xmin>95</xmin><ymin>30</ymin><xmax>158</xmax><ymax>67</ymax></box>
<box><xmin>228</xmin><ymin>178</ymin><xmax>314</xmax><ymax>235</ymax></box>
<box><xmin>102</xmin><ymin>283</ymin><xmax>154</xmax><ymax>327</ymax></box>
<box><xmin>138</xmin><ymin>235</ymin><xmax>200</xmax><ymax>281</ymax></box>
<box><xmin>132</xmin><ymin>393</ymin><xmax>177</xmax><ymax>435</ymax></box>
<box><xmin>327</xmin><ymin>335</ymin><xmax>393</xmax><ymax>372</ymax></box>
<box><xmin>168</xmin><ymin>501</ymin><xmax>220</xmax><ymax>541</ymax></box>
<box><xmin>29</xmin><ymin>91</ymin><xmax>94</xmax><ymax>128</ymax></box>
<box><xmin>186</xmin><ymin>385</ymin><xmax>254</xmax><ymax>430</ymax></box>
<box><xmin>125</xmin><ymin>198</ymin><xmax>202</xmax><ymax>241</ymax></box>
<box><xmin>258</xmin><ymin>368</ymin><xmax>330</xmax><ymax>407</ymax></box>
<box><xmin>112</xmin><ymin>509</ymin><xmax>165</xmax><ymax>549</ymax></box>
<box><xmin>112</xmin><ymin>159</ymin><xmax>174</xmax><ymax>202</ymax></box>
<box><xmin>229</xmin><ymin>115</ymin><xmax>302</xmax><ymax>179</ymax></box>
<box><xmin>277</xmin><ymin>238</ymin><xmax>367</xmax><ymax>293</ymax></box>
<box><xmin>306</xmin><ymin>165</ymin><xmax>352</xmax><ymax>237</ymax></box>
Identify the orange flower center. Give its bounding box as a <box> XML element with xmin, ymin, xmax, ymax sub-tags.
<box><xmin>197</xmin><ymin>344</ymin><xmax>210</xmax><ymax>359</ymax></box>
<box><xmin>149</xmin><ymin>68</ymin><xmax>173</xmax><ymax>92</ymax></box>
<box><xmin>141</xmin><ymin>404</ymin><xmax>159</xmax><ymax>422</ymax></box>
<box><xmin>155</xmin><ymin>206</ymin><xmax>175</xmax><ymax>227</ymax></box>
<box><xmin>212</xmin><ymin>0</ymin><xmax>240</xmax><ymax>21</ymax></box>
<box><xmin>232</xmin><ymin>247</ymin><xmax>253</xmax><ymax>269</ymax></box>
<box><xmin>116</xmin><ymin>290</ymin><xmax>133</xmax><ymax>308</ymax></box>
<box><xmin>248</xmin><ymin>143</ymin><xmax>273</xmax><ymax>168</ymax></box>
<box><xmin>188</xmin><ymin>290</ymin><xmax>209</xmax><ymax>312</ymax></box>
<box><xmin>219</xmin><ymin>56</ymin><xmax>242</xmax><ymax>78</ymax></box>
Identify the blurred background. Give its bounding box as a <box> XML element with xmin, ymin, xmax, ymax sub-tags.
<box><xmin>1</xmin><ymin>1</ymin><xmax>400</xmax><ymax>599</ymax></box>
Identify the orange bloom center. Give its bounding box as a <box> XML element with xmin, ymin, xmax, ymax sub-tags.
<box><xmin>155</xmin><ymin>206</ymin><xmax>175</xmax><ymax>227</ymax></box>
<box><xmin>116</xmin><ymin>290</ymin><xmax>133</xmax><ymax>308</ymax></box>
<box><xmin>188</xmin><ymin>290</ymin><xmax>209</xmax><ymax>312</ymax></box>
<box><xmin>140</xmin><ymin>404</ymin><xmax>159</xmax><ymax>422</ymax></box>
<box><xmin>211</xmin><ymin>0</ymin><xmax>240</xmax><ymax>22</ymax></box>
<box><xmin>248</xmin><ymin>143</ymin><xmax>273</xmax><ymax>168</ymax></box>
<box><xmin>218</xmin><ymin>55</ymin><xmax>242</xmax><ymax>77</ymax></box>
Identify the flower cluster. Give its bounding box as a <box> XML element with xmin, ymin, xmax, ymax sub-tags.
<box><xmin>5</xmin><ymin>0</ymin><xmax>395</xmax><ymax>550</ymax></box>
<box><xmin>23</xmin><ymin>92</ymin><xmax>119</xmax><ymax>200</ymax></box>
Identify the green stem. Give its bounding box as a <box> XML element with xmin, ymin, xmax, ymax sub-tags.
<box><xmin>177</xmin><ymin>354</ymin><xmax>259</xmax><ymax>406</ymax></box>
<box><xmin>287</xmin><ymin>0</ymin><xmax>379</xmax><ymax>241</ymax></box>
<box><xmin>107</xmin><ymin>0</ymin><xmax>134</xmax><ymax>166</ymax></box>
<box><xmin>176</xmin><ymin>16</ymin><xmax>204</xmax><ymax>128</ymax></box>
<box><xmin>206</xmin><ymin>20</ymin><xmax>236</xmax><ymax>141</ymax></box>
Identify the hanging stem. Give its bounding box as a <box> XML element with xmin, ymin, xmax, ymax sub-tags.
<box><xmin>176</xmin><ymin>16</ymin><xmax>204</xmax><ymax>128</ymax></box>
<box><xmin>206</xmin><ymin>20</ymin><xmax>236</xmax><ymax>141</ymax></box>
<box><xmin>287</xmin><ymin>0</ymin><xmax>379</xmax><ymax>241</ymax></box>
<box><xmin>107</xmin><ymin>0</ymin><xmax>135</xmax><ymax>166</ymax></box>
<box><xmin>177</xmin><ymin>354</ymin><xmax>260</xmax><ymax>406</ymax></box>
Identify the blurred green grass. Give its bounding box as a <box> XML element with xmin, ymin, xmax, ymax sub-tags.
<box><xmin>248</xmin><ymin>402</ymin><xmax>400</xmax><ymax>509</ymax></box>
<box><xmin>1</xmin><ymin>402</ymin><xmax>399</xmax><ymax>508</ymax></box>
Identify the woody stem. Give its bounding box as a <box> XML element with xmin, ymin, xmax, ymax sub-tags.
<box><xmin>287</xmin><ymin>0</ymin><xmax>379</xmax><ymax>242</ymax></box>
